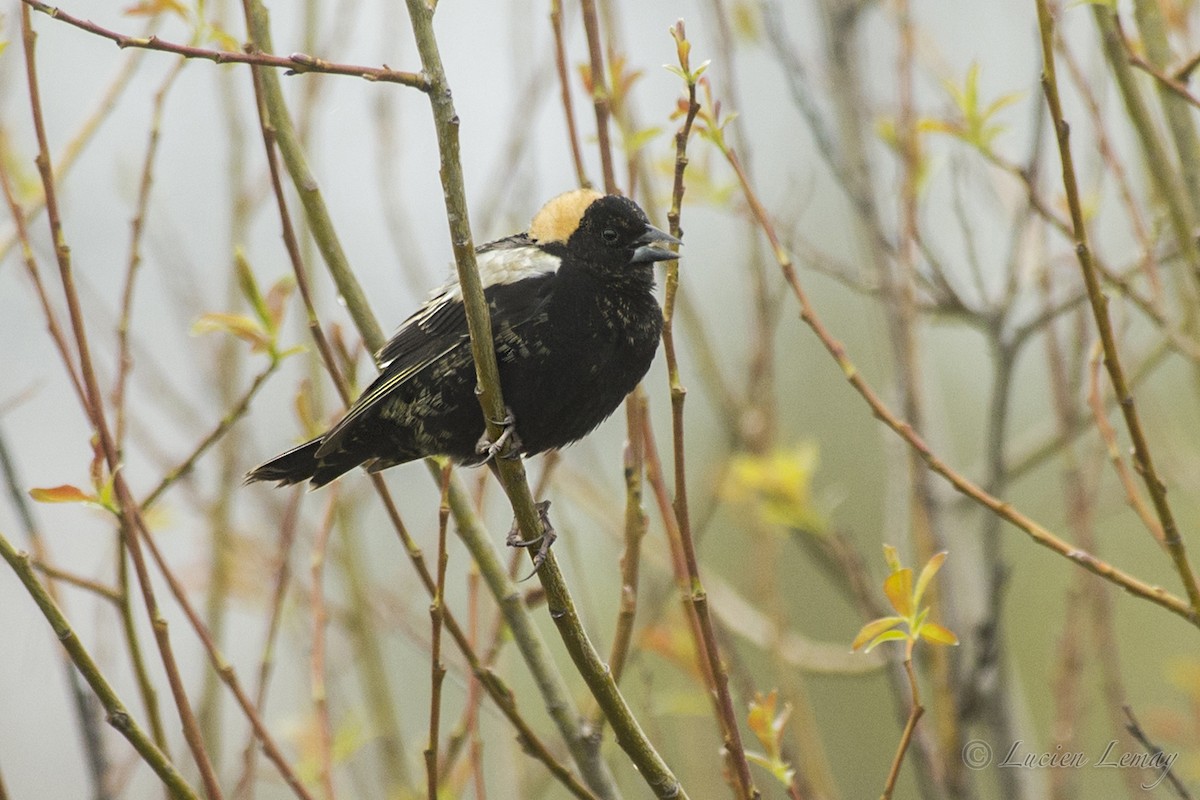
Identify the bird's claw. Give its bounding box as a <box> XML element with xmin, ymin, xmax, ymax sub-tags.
<box><xmin>507</xmin><ymin>500</ymin><xmax>556</xmax><ymax>580</ymax></box>
<box><xmin>476</xmin><ymin>407</ymin><xmax>521</xmax><ymax>463</ymax></box>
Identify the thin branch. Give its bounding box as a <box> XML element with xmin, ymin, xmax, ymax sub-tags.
<box><xmin>233</xmin><ymin>491</ymin><xmax>302</xmax><ymax>800</ymax></box>
<box><xmin>663</xmin><ymin>24</ymin><xmax>757</xmax><ymax>800</ymax></box>
<box><xmin>1123</xmin><ymin>705</ymin><xmax>1192</xmax><ymax>800</ymax></box>
<box><xmin>720</xmin><ymin>130</ymin><xmax>1200</xmax><ymax>627</ymax></box>
<box><xmin>19</xmin><ymin>0</ymin><xmax>429</xmax><ymax>89</ymax></box>
<box><xmin>1037</xmin><ymin>0</ymin><xmax>1200</xmax><ymax>614</ymax></box>
<box><xmin>141</xmin><ymin>357</ymin><xmax>280</xmax><ymax>510</ymax></box>
<box><xmin>20</xmin><ymin>7</ymin><xmax>225</xmax><ymax>796</ymax></box>
<box><xmin>881</xmin><ymin>656</ymin><xmax>924</xmax><ymax>800</ymax></box>
<box><xmin>240</xmin><ymin>10</ymin><xmax>603</xmax><ymax>791</ymax></box>
<box><xmin>424</xmin><ymin>465</ymin><xmax>453</xmax><ymax>800</ymax></box>
<box><xmin>579</xmin><ymin>0</ymin><xmax>616</xmax><ymax>192</ymax></box>
<box><xmin>0</xmin><ymin>530</ymin><xmax>200</xmax><ymax>800</ymax></box>
<box><xmin>310</xmin><ymin>497</ymin><xmax>338</xmax><ymax>800</ymax></box>
<box><xmin>551</xmin><ymin>0</ymin><xmax>590</xmax><ymax>188</ymax></box>
<box><xmin>404</xmin><ymin>1</ymin><xmax>682</xmax><ymax>797</ymax></box>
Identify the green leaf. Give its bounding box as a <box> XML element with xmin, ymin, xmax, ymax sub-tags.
<box><xmin>852</xmin><ymin>616</ymin><xmax>904</xmax><ymax>651</ymax></box>
<box><xmin>234</xmin><ymin>249</ymin><xmax>272</xmax><ymax>331</ymax></box>
<box><xmin>193</xmin><ymin>312</ymin><xmax>269</xmax><ymax>351</ymax></box>
<box><xmin>884</xmin><ymin>567</ymin><xmax>914</xmax><ymax>617</ymax></box>
<box><xmin>883</xmin><ymin>543</ymin><xmax>902</xmax><ymax>574</ymax></box>
<box><xmin>919</xmin><ymin>621</ymin><xmax>960</xmax><ymax>646</ymax></box>
<box><xmin>913</xmin><ymin>550</ymin><xmax>947</xmax><ymax>609</ymax></box>
<box><xmin>863</xmin><ymin>628</ymin><xmax>909</xmax><ymax>653</ymax></box>
<box><xmin>745</xmin><ymin>750</ymin><xmax>796</xmax><ymax>788</ymax></box>
<box><xmin>123</xmin><ymin>0</ymin><xmax>189</xmax><ymax>19</ymax></box>
<box><xmin>625</xmin><ymin>126</ymin><xmax>663</xmax><ymax>155</ymax></box>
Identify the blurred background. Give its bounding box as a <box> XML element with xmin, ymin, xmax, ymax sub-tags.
<box><xmin>2</xmin><ymin>0</ymin><xmax>1200</xmax><ymax>798</ymax></box>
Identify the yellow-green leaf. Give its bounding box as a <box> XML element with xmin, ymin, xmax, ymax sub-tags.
<box><xmin>919</xmin><ymin>621</ymin><xmax>959</xmax><ymax>646</ymax></box>
<box><xmin>884</xmin><ymin>567</ymin><xmax>914</xmax><ymax>617</ymax></box>
<box><xmin>883</xmin><ymin>543</ymin><xmax>902</xmax><ymax>574</ymax></box>
<box><xmin>852</xmin><ymin>616</ymin><xmax>904</xmax><ymax>651</ymax></box>
<box><xmin>863</xmin><ymin>628</ymin><xmax>909</xmax><ymax>653</ymax></box>
<box><xmin>913</xmin><ymin>550</ymin><xmax>947</xmax><ymax>608</ymax></box>
<box><xmin>123</xmin><ymin>0</ymin><xmax>188</xmax><ymax>19</ymax></box>
<box><xmin>193</xmin><ymin>312</ymin><xmax>269</xmax><ymax>351</ymax></box>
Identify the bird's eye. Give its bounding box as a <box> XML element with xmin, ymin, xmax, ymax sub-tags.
<box><xmin>601</xmin><ymin>228</ymin><xmax>619</xmax><ymax>245</ymax></box>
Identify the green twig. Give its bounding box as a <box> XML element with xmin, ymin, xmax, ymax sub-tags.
<box><xmin>425</xmin><ymin>465</ymin><xmax>453</xmax><ymax>800</ymax></box>
<box><xmin>240</xmin><ymin>0</ymin><xmax>388</xmax><ymax>354</ymax></box>
<box><xmin>240</xmin><ymin>10</ymin><xmax>602</xmax><ymax>790</ymax></box>
<box><xmin>20</xmin><ymin>7</ymin><xmax>225</xmax><ymax>796</ymax></box>
<box><xmin>664</xmin><ymin>23</ymin><xmax>757</xmax><ymax>800</ymax></box>
<box><xmin>403</xmin><ymin>2</ymin><xmax>683</xmax><ymax>796</ymax></box>
<box><xmin>141</xmin><ymin>358</ymin><xmax>281</xmax><ymax>510</ymax></box>
<box><xmin>1038</xmin><ymin>0</ymin><xmax>1200</xmax><ymax>616</ymax></box>
<box><xmin>0</xmin><ymin>530</ymin><xmax>200</xmax><ymax>800</ymax></box>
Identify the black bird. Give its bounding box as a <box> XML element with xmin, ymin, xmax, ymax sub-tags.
<box><xmin>247</xmin><ymin>189</ymin><xmax>679</xmax><ymax>516</ymax></box>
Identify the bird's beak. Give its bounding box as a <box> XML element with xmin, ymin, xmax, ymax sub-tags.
<box><xmin>631</xmin><ymin>225</ymin><xmax>682</xmax><ymax>263</ymax></box>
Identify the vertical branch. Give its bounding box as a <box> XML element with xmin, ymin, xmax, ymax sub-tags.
<box><xmin>310</xmin><ymin>497</ymin><xmax>338</xmax><ymax>800</ymax></box>
<box><xmin>1037</xmin><ymin>0</ymin><xmax>1200</xmax><ymax>614</ymax></box>
<box><xmin>19</xmin><ymin>8</ymin><xmax>226</xmax><ymax>798</ymax></box>
<box><xmin>579</xmin><ymin>0</ymin><xmax>616</xmax><ymax>192</ymax></box>
<box><xmin>551</xmin><ymin>0</ymin><xmax>590</xmax><ymax>188</ymax></box>
<box><xmin>0</xmin><ymin>530</ymin><xmax>201</xmax><ymax>800</ymax></box>
<box><xmin>881</xmin><ymin>654</ymin><xmax>924</xmax><ymax>800</ymax></box>
<box><xmin>425</xmin><ymin>465</ymin><xmax>453</xmax><ymax>799</ymax></box>
<box><xmin>240</xmin><ymin>10</ymin><xmax>602</xmax><ymax>795</ymax></box>
<box><xmin>663</xmin><ymin>23</ymin><xmax>756</xmax><ymax>800</ymax></box>
<box><xmin>403</xmin><ymin>2</ymin><xmax>682</xmax><ymax>798</ymax></box>
<box><xmin>233</xmin><ymin>491</ymin><xmax>302</xmax><ymax>800</ymax></box>
<box><xmin>0</xmin><ymin>430</ymin><xmax>113</xmax><ymax>800</ymax></box>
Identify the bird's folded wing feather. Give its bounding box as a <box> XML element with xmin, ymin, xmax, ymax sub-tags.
<box><xmin>315</xmin><ymin>241</ymin><xmax>559</xmax><ymax>459</ymax></box>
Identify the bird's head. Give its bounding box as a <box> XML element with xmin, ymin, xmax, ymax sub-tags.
<box><xmin>529</xmin><ymin>189</ymin><xmax>681</xmax><ymax>276</ymax></box>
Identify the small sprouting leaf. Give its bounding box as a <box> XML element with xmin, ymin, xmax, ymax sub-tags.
<box><xmin>205</xmin><ymin>22</ymin><xmax>241</xmax><ymax>52</ymax></box>
<box><xmin>854</xmin><ymin>547</ymin><xmax>958</xmax><ymax>657</ymax></box>
<box><xmin>720</xmin><ymin>444</ymin><xmax>825</xmax><ymax>533</ymax></box>
<box><xmin>577</xmin><ymin>63</ymin><xmax>594</xmax><ymax>94</ymax></box>
<box><xmin>936</xmin><ymin>63</ymin><xmax>1023</xmax><ymax>152</ymax></box>
<box><xmin>30</xmin><ymin>484</ymin><xmax>95</xmax><ymax>505</ymax></box>
<box><xmin>913</xmin><ymin>551</ymin><xmax>947</xmax><ymax>608</ymax></box>
<box><xmin>884</xmin><ymin>568</ymin><xmax>914</xmax><ymax>616</ymax></box>
<box><xmin>234</xmin><ymin>249</ymin><xmax>271</xmax><ymax>329</ymax></box>
<box><xmin>861</xmin><ymin>628</ymin><xmax>909</xmax><ymax>654</ymax></box>
<box><xmin>625</xmin><ymin>126</ymin><xmax>663</xmax><ymax>155</ymax></box>
<box><xmin>264</xmin><ymin>276</ymin><xmax>296</xmax><ymax>333</ymax></box>
<box><xmin>193</xmin><ymin>312</ymin><xmax>269</xmax><ymax>351</ymax></box>
<box><xmin>883</xmin><ymin>543</ymin><xmax>902</xmax><ymax>574</ymax></box>
<box><xmin>746</xmin><ymin>691</ymin><xmax>795</xmax><ymax>788</ymax></box>
<box><xmin>124</xmin><ymin>0</ymin><xmax>188</xmax><ymax>19</ymax></box>
<box><xmin>918</xmin><ymin>621</ymin><xmax>960</xmax><ymax>646</ymax></box>
<box><xmin>851</xmin><ymin>616</ymin><xmax>904</xmax><ymax>651</ymax></box>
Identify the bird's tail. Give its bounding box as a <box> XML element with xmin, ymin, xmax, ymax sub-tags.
<box><xmin>245</xmin><ymin>437</ymin><xmax>363</xmax><ymax>488</ymax></box>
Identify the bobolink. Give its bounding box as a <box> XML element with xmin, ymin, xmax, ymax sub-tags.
<box><xmin>247</xmin><ymin>189</ymin><xmax>679</xmax><ymax>502</ymax></box>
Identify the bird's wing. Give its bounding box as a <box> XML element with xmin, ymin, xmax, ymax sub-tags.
<box><xmin>375</xmin><ymin>236</ymin><xmax>558</xmax><ymax>367</ymax></box>
<box><xmin>316</xmin><ymin>243</ymin><xmax>559</xmax><ymax>459</ymax></box>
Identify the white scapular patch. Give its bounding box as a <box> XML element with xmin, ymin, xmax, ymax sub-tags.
<box><xmin>422</xmin><ymin>245</ymin><xmax>561</xmax><ymax>307</ymax></box>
